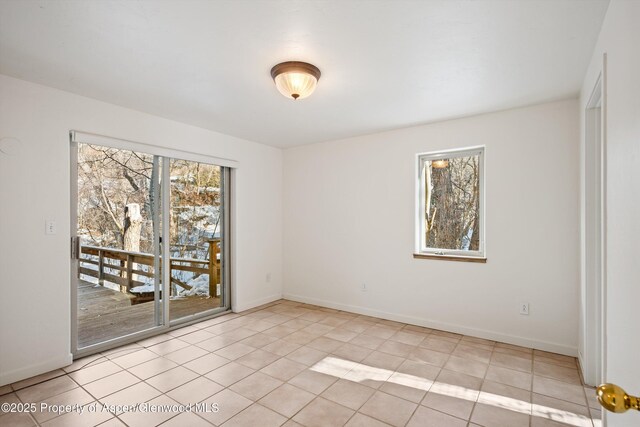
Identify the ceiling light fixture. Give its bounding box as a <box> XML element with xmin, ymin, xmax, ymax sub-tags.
<box><xmin>270</xmin><ymin>61</ymin><xmax>321</xmax><ymax>100</ymax></box>
<box><xmin>431</xmin><ymin>159</ymin><xmax>449</xmax><ymax>169</ymax></box>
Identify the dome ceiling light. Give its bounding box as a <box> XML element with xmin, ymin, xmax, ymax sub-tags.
<box><xmin>270</xmin><ymin>61</ymin><xmax>321</xmax><ymax>100</ymax></box>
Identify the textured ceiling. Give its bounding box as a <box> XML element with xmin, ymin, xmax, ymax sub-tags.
<box><xmin>0</xmin><ymin>0</ymin><xmax>609</xmax><ymax>147</ymax></box>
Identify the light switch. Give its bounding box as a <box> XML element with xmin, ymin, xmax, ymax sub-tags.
<box><xmin>45</xmin><ymin>220</ymin><xmax>57</xmax><ymax>235</ymax></box>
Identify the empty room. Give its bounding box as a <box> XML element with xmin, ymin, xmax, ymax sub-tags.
<box><xmin>0</xmin><ymin>0</ymin><xmax>638</xmax><ymax>426</ymax></box>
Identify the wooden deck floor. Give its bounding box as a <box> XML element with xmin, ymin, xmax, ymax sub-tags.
<box><xmin>78</xmin><ymin>280</ymin><xmax>222</xmax><ymax>348</ymax></box>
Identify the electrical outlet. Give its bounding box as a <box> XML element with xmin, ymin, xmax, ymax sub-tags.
<box><xmin>519</xmin><ymin>302</ymin><xmax>529</xmax><ymax>315</ymax></box>
<box><xmin>45</xmin><ymin>219</ymin><xmax>57</xmax><ymax>235</ymax></box>
<box><xmin>361</xmin><ymin>283</ymin><xmax>367</xmax><ymax>292</ymax></box>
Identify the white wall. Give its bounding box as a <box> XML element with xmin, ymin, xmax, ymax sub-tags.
<box><xmin>284</xmin><ymin>99</ymin><xmax>580</xmax><ymax>355</ymax></box>
<box><xmin>580</xmin><ymin>1</ymin><xmax>640</xmax><ymax>426</ymax></box>
<box><xmin>0</xmin><ymin>75</ymin><xmax>283</xmax><ymax>385</ymax></box>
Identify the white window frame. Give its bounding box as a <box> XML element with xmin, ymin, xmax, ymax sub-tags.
<box><xmin>415</xmin><ymin>146</ymin><xmax>485</xmax><ymax>259</ymax></box>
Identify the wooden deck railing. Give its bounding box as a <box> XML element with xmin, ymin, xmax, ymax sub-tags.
<box><xmin>78</xmin><ymin>239</ymin><xmax>221</xmax><ymax>298</ymax></box>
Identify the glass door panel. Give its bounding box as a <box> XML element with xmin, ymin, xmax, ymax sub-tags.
<box><xmin>168</xmin><ymin>159</ymin><xmax>227</xmax><ymax>322</ymax></box>
<box><xmin>75</xmin><ymin>143</ymin><xmax>162</xmax><ymax>349</ymax></box>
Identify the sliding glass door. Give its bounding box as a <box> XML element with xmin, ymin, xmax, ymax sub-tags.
<box><xmin>168</xmin><ymin>159</ymin><xmax>229</xmax><ymax>322</ymax></box>
<box><xmin>71</xmin><ymin>135</ymin><xmax>231</xmax><ymax>355</ymax></box>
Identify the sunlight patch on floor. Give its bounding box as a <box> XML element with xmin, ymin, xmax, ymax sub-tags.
<box><xmin>311</xmin><ymin>356</ymin><xmax>593</xmax><ymax>427</ymax></box>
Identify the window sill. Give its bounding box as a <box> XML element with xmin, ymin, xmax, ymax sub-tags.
<box><xmin>413</xmin><ymin>253</ymin><xmax>487</xmax><ymax>263</ymax></box>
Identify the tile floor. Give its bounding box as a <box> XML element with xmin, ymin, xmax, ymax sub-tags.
<box><xmin>0</xmin><ymin>300</ymin><xmax>601</xmax><ymax>427</ymax></box>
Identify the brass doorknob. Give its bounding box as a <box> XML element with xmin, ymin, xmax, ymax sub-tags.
<box><xmin>597</xmin><ymin>383</ymin><xmax>640</xmax><ymax>413</ymax></box>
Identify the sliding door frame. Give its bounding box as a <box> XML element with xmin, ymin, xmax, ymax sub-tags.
<box><xmin>70</xmin><ymin>131</ymin><xmax>235</xmax><ymax>358</ymax></box>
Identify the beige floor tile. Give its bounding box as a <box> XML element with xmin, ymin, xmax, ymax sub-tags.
<box><xmin>349</xmin><ymin>334</ymin><xmax>385</xmax><ymax>350</ymax></box>
<box><xmin>136</xmin><ymin>334</ymin><xmax>173</xmax><ymax>347</ymax></box>
<box><xmin>341</xmin><ymin>321</ymin><xmax>375</xmax><ymax>334</ymax></box>
<box><xmin>127</xmin><ymin>357</ymin><xmax>178</xmax><ymax>380</ymax></box>
<box><xmin>178</xmin><ymin>330</ymin><xmax>216</xmax><ymax>345</ymax></box>
<box><xmin>494</xmin><ymin>346</ymin><xmax>534</xmax><ymax>359</ymax></box>
<box><xmin>39</xmin><ymin>402</ymin><xmax>111</xmax><ymax>427</ymax></box>
<box><xmin>330</xmin><ymin>343</ymin><xmax>373</xmax><ymax>363</ymax></box>
<box><xmin>260</xmin><ymin>358</ymin><xmax>307</xmax><ymax>382</ymax></box>
<box><xmin>419</xmin><ymin>337</ymin><xmax>457</xmax><ymax>354</ymax></box>
<box><xmin>324</xmin><ymin>328</ymin><xmax>358</xmax><ymax>343</ymax></box>
<box><xmin>264</xmin><ymin>325</ymin><xmax>299</xmax><ymax>339</ymax></box>
<box><xmin>389</xmin><ymin>330</ymin><xmax>426</xmax><ymax>346</ymax></box>
<box><xmin>478</xmin><ymin>381</ymin><xmax>532</xmax><ymax>415</ymax></box>
<box><xmin>183</xmin><ymin>353</ymin><xmax>231</xmax><ymax>375</ymax></box>
<box><xmin>16</xmin><ymin>375</ymin><xmax>78</xmax><ymax>402</ymax></box>
<box><xmin>103</xmin><ymin>343</ymin><xmax>144</xmax><ymax>359</ymax></box>
<box><xmin>318</xmin><ymin>317</ymin><xmax>350</xmax><ymax>328</ymax></box>
<box><xmin>167</xmin><ymin>325</ymin><xmax>200</xmax><ymax>337</ymax></box>
<box><xmin>204</xmin><ymin>362</ymin><xmax>255</xmax><ymax>387</ymax></box>
<box><xmin>196</xmin><ymin>335</ymin><xmax>238</xmax><ymax>352</ymax></box>
<box><xmin>118</xmin><ymin>394</ymin><xmax>181</xmax><ymax>427</ymax></box>
<box><xmin>63</xmin><ymin>354</ymin><xmax>105</xmax><ymax>374</ymax></box>
<box><xmin>160</xmin><ymin>411</ymin><xmax>213</xmax><ymax>427</ymax></box>
<box><xmin>361</xmin><ymin>351</ymin><xmax>404</xmax><ymax>371</ymax></box>
<box><xmin>0</xmin><ymin>391</ymin><xmax>19</xmax><ymax>405</ymax></box>
<box><xmin>377</xmin><ymin>340</ymin><xmax>415</xmax><ymax>358</ymax></box>
<box><xmin>196</xmin><ymin>389</ymin><xmax>252</xmax><ymax>425</ymax></box>
<box><xmin>344</xmin><ymin>413</ymin><xmax>391</xmax><ymax>427</ymax></box>
<box><xmin>0</xmin><ymin>384</ymin><xmax>13</xmax><ymax>396</ymax></box>
<box><xmin>533</xmin><ymin>361</ymin><xmax>582</xmax><ymax>385</ymax></box>
<box><xmin>236</xmin><ymin>349</ymin><xmax>282</xmax><ymax>370</ymax></box>
<box><xmin>491</xmin><ymin>352</ymin><xmax>533</xmax><ymax>373</ymax></box>
<box><xmin>68</xmin><ymin>360</ymin><xmax>122</xmax><ymax>385</ymax></box>
<box><xmin>282</xmin><ymin>318</ymin><xmax>314</xmax><ymax>331</ymax></box>
<box><xmin>362</xmin><ymin>326</ymin><xmax>396</xmax><ymax>340</ymax></box>
<box><xmin>306</xmin><ymin>337</ymin><xmax>343</xmax><ymax>353</ymax></box>
<box><xmin>422</xmin><ymin>391</ymin><xmax>475</xmax><ymax>420</ymax></box>
<box><xmin>433</xmin><ymin>370</ymin><xmax>482</xmax><ymax>397</ymax></box>
<box><xmin>485</xmin><ymin>365</ymin><xmax>532</xmax><ymax>391</ymax></box>
<box><xmin>286</xmin><ymin>346</ymin><xmax>328</xmax><ymax>366</ymax></box>
<box><xmin>215</xmin><ymin>342</ymin><xmax>256</xmax><ymax>360</ymax></box>
<box><xmin>532</xmin><ymin>393</ymin><xmax>591</xmax><ymax>419</ymax></box>
<box><xmin>33</xmin><ymin>386</ymin><xmax>94</xmax><ymax>423</ymax></box>
<box><xmin>379</xmin><ymin>372</ymin><xmax>429</xmax><ymax>403</ymax></box>
<box><xmin>444</xmin><ymin>355</ymin><xmax>488</xmax><ymax>379</ymax></box>
<box><xmin>99</xmin><ymin>382</ymin><xmax>161</xmax><ymax>415</ymax></box>
<box><xmin>408</xmin><ymin>347</ymin><xmax>450</xmax><ymax>367</ymax></box>
<box><xmin>11</xmin><ymin>370</ymin><xmax>66</xmax><ymax>391</ymax></box>
<box><xmin>0</xmin><ymin>411</ymin><xmax>37</xmax><ymax>426</ymax></box>
<box><xmin>146</xmin><ymin>338</ymin><xmax>190</xmax><ymax>356</ymax></box>
<box><xmin>407</xmin><ymin>406</ymin><xmax>467</xmax><ymax>427</ymax></box>
<box><xmin>321</xmin><ymin>379</ymin><xmax>376</xmax><ymax>410</ymax></box>
<box><xmin>533</xmin><ymin>376</ymin><xmax>587</xmax><ymax>406</ymax></box>
<box><xmin>230</xmin><ymin>372</ymin><xmax>283</xmax><ymax>401</ymax></box>
<box><xmin>259</xmin><ymin>383</ymin><xmax>316</xmax><ymax>417</ymax></box>
<box><xmin>396</xmin><ymin>359</ymin><xmax>441</xmax><ymax>381</ymax></box>
<box><xmin>166</xmin><ymin>377</ymin><xmax>223</xmax><ymax>405</ymax></box>
<box><xmin>163</xmin><ymin>345</ymin><xmax>209</xmax><ymax>365</ymax></box>
<box><xmin>222</xmin><ymin>403</ymin><xmax>287</xmax><ymax>427</ymax></box>
<box><xmin>262</xmin><ymin>340</ymin><xmax>302</xmax><ymax>356</ymax></box>
<box><xmin>144</xmin><ymin>366</ymin><xmax>198</xmax><ymax>393</ymax></box>
<box><xmin>287</xmin><ymin>369</ymin><xmax>338</xmax><ymax>395</ymax></box>
<box><xmin>359</xmin><ymin>391</ymin><xmax>418</xmax><ymax>427</ymax></box>
<box><xmin>431</xmin><ymin>330</ymin><xmax>462</xmax><ymax>340</ymax></box>
<box><xmin>219</xmin><ymin>327</ymin><xmax>258</xmax><ymax>343</ymax></box>
<box><xmin>94</xmin><ymin>417</ymin><xmax>127</xmax><ymax>426</ymax></box>
<box><xmin>301</xmin><ymin>323</ymin><xmax>334</xmax><ymax>336</ymax></box>
<box><xmin>111</xmin><ymin>349</ymin><xmax>159</xmax><ymax>369</ymax></box>
<box><xmin>292</xmin><ymin>397</ymin><xmax>355</xmax><ymax>427</ymax></box>
<box><xmin>244</xmin><ymin>319</ymin><xmax>282</xmax><ymax>333</ymax></box>
<box><xmin>452</xmin><ymin>344</ymin><xmax>492</xmax><ymax>364</ymax></box>
<box><xmin>84</xmin><ymin>371</ymin><xmax>140</xmax><ymax>399</ymax></box>
<box><xmin>584</xmin><ymin>386</ymin><xmax>599</xmax><ymax>409</ymax></box>
<box><xmin>239</xmin><ymin>333</ymin><xmax>279</xmax><ymax>349</ymax></box>
<box><xmin>470</xmin><ymin>402</ymin><xmax>531</xmax><ymax>427</ymax></box>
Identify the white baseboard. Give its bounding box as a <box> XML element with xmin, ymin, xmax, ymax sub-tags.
<box><xmin>233</xmin><ymin>293</ymin><xmax>282</xmax><ymax>313</ymax></box>
<box><xmin>283</xmin><ymin>293</ymin><xmax>578</xmax><ymax>357</ymax></box>
<box><xmin>0</xmin><ymin>353</ymin><xmax>73</xmax><ymax>387</ymax></box>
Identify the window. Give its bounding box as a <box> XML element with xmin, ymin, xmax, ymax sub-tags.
<box><xmin>416</xmin><ymin>146</ymin><xmax>485</xmax><ymax>260</ymax></box>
